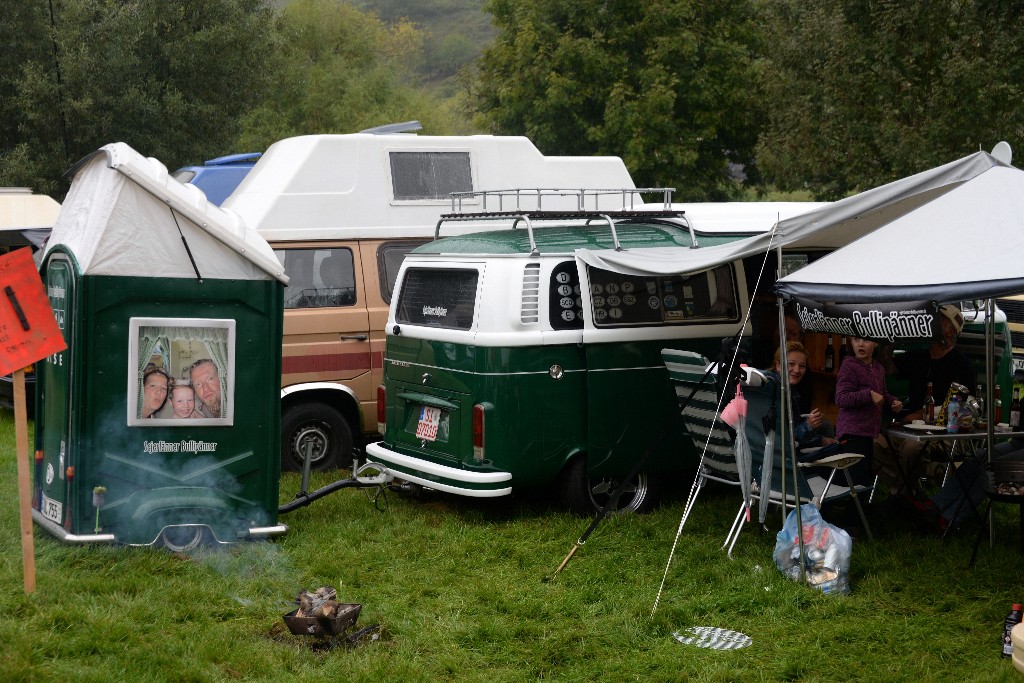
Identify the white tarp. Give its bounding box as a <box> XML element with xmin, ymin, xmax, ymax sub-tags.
<box><xmin>575</xmin><ymin>149</ymin><xmax>1008</xmax><ymax>278</ymax></box>
<box><xmin>44</xmin><ymin>143</ymin><xmax>287</xmax><ymax>283</ymax></box>
<box><xmin>776</xmin><ymin>163</ymin><xmax>1024</xmax><ymax>303</ymax></box>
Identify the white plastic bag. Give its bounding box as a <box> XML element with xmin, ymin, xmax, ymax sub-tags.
<box><xmin>773</xmin><ymin>504</ymin><xmax>852</xmax><ymax>594</ymax></box>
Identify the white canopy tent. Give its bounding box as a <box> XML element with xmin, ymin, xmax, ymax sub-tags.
<box><xmin>575</xmin><ymin>147</ymin><xmax>1010</xmax><ymax>277</ymax></box>
<box><xmin>773</xmin><ymin>152</ymin><xmax>1024</xmax><ymax>530</ymax></box>
<box><xmin>577</xmin><ymin>145</ymin><xmax>1018</xmax><ymax>585</ymax></box>
<box><xmin>775</xmin><ymin>163</ymin><xmax>1024</xmax><ymax>303</ymax></box>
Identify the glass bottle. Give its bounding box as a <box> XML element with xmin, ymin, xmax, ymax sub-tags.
<box><xmin>923</xmin><ymin>381</ymin><xmax>935</xmax><ymax>424</ymax></box>
<box><xmin>1011</xmin><ymin>388</ymin><xmax>1022</xmax><ymax>431</ymax></box>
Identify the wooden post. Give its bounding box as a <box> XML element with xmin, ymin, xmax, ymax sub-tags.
<box><xmin>14</xmin><ymin>368</ymin><xmax>36</xmax><ymax>593</ymax></box>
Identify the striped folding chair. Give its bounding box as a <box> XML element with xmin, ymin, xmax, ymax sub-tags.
<box><xmin>662</xmin><ymin>349</ymin><xmax>748</xmax><ymax>549</ymax></box>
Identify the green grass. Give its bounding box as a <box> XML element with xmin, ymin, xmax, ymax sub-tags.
<box><xmin>2</xmin><ymin>409</ymin><xmax>1024</xmax><ymax>682</ymax></box>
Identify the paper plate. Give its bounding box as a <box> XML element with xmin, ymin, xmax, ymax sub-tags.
<box><xmin>902</xmin><ymin>423</ymin><xmax>946</xmax><ymax>432</ymax></box>
<box><xmin>672</xmin><ymin>626</ymin><xmax>752</xmax><ymax>650</ymax></box>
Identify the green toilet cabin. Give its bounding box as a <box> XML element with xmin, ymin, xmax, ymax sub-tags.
<box><xmin>32</xmin><ymin>142</ymin><xmax>289</xmax><ymax>550</ymax></box>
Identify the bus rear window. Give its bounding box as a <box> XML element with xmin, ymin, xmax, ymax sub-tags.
<box><xmin>396</xmin><ymin>268</ymin><xmax>478</xmax><ymax>330</ymax></box>
<box><xmin>587</xmin><ymin>264</ymin><xmax>738</xmax><ymax>327</ymax></box>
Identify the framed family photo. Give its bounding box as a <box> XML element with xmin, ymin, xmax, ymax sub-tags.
<box><xmin>126</xmin><ymin>317</ymin><xmax>236</xmax><ymax>427</ymax></box>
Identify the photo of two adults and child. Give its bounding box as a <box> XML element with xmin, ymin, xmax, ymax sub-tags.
<box><xmin>128</xmin><ymin>318</ymin><xmax>235</xmax><ymax>427</ymax></box>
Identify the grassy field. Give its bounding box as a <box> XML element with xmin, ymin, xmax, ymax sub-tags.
<box><xmin>3</xmin><ymin>410</ymin><xmax>1024</xmax><ymax>682</ymax></box>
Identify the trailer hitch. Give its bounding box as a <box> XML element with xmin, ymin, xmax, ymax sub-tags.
<box><xmin>278</xmin><ymin>443</ymin><xmax>396</xmax><ymax>514</ymax></box>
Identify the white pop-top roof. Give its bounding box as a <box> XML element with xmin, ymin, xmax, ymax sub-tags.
<box><xmin>223</xmin><ymin>133</ymin><xmax>636</xmax><ymax>241</ymax></box>
<box><xmin>0</xmin><ymin>188</ymin><xmax>61</xmax><ymax>229</ymax></box>
<box><xmin>44</xmin><ymin>143</ymin><xmax>287</xmax><ymax>283</ymax></box>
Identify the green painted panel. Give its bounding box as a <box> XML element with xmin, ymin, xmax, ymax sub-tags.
<box><xmin>35</xmin><ymin>254</ymin><xmax>75</xmax><ymax>529</ymax></box>
<box><xmin>380</xmin><ymin>336</ymin><xmax>722</xmax><ymax>489</ymax></box>
<box><xmin>34</xmin><ymin>254</ymin><xmax>284</xmax><ymax>544</ymax></box>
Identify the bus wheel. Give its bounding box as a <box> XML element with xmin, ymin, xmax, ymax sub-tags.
<box><xmin>281</xmin><ymin>403</ymin><xmax>353</xmax><ymax>472</ymax></box>
<box><xmin>559</xmin><ymin>457</ymin><xmax>658</xmax><ymax>515</ymax></box>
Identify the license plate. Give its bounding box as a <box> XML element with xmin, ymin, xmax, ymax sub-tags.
<box><xmin>41</xmin><ymin>492</ymin><xmax>62</xmax><ymax>524</ymax></box>
<box><xmin>415</xmin><ymin>405</ymin><xmax>442</xmax><ymax>441</ymax></box>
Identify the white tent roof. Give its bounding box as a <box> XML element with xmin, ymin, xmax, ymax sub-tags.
<box><xmin>44</xmin><ymin>143</ymin><xmax>287</xmax><ymax>283</ymax></box>
<box><xmin>575</xmin><ymin>149</ymin><xmax>1008</xmax><ymax>277</ymax></box>
<box><xmin>776</xmin><ymin>163</ymin><xmax>1024</xmax><ymax>303</ymax></box>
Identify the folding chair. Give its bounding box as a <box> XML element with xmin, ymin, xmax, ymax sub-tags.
<box><xmin>662</xmin><ymin>349</ymin><xmax>748</xmax><ymax>550</ymax></box>
<box><xmin>736</xmin><ymin>377</ymin><xmax>875</xmax><ymax>551</ymax></box>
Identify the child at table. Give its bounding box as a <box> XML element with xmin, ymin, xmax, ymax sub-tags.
<box><xmin>835</xmin><ymin>336</ymin><xmax>902</xmax><ymax>485</ymax></box>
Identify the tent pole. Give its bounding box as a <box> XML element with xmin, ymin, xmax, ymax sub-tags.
<box><xmin>776</xmin><ymin>248</ymin><xmax>805</xmax><ymax>584</ymax></box>
<box><xmin>986</xmin><ymin>299</ymin><xmax>995</xmax><ymax>463</ymax></box>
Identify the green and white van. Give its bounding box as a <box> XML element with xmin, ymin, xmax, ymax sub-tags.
<box><xmin>366</xmin><ymin>192</ymin><xmax>754</xmax><ymax>513</ymax></box>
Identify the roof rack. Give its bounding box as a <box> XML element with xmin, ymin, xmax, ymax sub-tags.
<box><xmin>448</xmin><ymin>187</ymin><xmax>675</xmax><ymax>213</ymax></box>
<box><xmin>436</xmin><ymin>187</ymin><xmax>695</xmax><ymax>256</ymax></box>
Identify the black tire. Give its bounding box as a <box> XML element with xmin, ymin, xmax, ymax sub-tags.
<box><xmin>156</xmin><ymin>526</ymin><xmax>209</xmax><ymax>553</ymax></box>
<box><xmin>281</xmin><ymin>402</ymin><xmax>354</xmax><ymax>472</ymax></box>
<box><xmin>558</xmin><ymin>456</ymin><xmax>659</xmax><ymax>515</ymax></box>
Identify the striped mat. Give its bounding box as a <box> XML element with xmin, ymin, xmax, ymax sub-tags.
<box><xmin>672</xmin><ymin>626</ymin><xmax>752</xmax><ymax>650</ymax></box>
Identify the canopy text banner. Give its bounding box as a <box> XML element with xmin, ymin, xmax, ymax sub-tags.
<box><xmin>791</xmin><ymin>297</ymin><xmax>942</xmax><ymax>342</ymax></box>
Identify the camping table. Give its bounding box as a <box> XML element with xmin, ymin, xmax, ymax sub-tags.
<box><xmin>887</xmin><ymin>426</ymin><xmax>1024</xmax><ymax>541</ymax></box>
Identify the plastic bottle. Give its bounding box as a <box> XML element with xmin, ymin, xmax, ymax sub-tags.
<box><xmin>946</xmin><ymin>394</ymin><xmax>960</xmax><ymax>433</ymax></box>
<box><xmin>1003</xmin><ymin>603</ymin><xmax>1022</xmax><ymax>658</ymax></box>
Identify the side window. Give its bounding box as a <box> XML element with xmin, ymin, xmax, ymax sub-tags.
<box><xmin>549</xmin><ymin>261</ymin><xmax>583</xmax><ymax>330</ymax></box>
<box><xmin>396</xmin><ymin>268</ymin><xmax>478</xmax><ymax>330</ymax></box>
<box><xmin>588</xmin><ymin>264</ymin><xmax>739</xmax><ymax>327</ymax></box>
<box><xmin>377</xmin><ymin>240</ymin><xmax>429</xmax><ymax>303</ymax></box>
<box><xmin>275</xmin><ymin>247</ymin><xmax>356</xmax><ymax>309</ymax></box>
<box><xmin>389</xmin><ymin>151</ymin><xmax>473</xmax><ymax>201</ymax></box>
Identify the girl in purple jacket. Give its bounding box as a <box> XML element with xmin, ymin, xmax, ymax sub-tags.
<box><xmin>835</xmin><ymin>337</ymin><xmax>903</xmax><ymax>485</ymax></box>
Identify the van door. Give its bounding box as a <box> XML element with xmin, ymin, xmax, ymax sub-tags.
<box><xmin>275</xmin><ymin>244</ymin><xmax>371</xmax><ymax>398</ymax></box>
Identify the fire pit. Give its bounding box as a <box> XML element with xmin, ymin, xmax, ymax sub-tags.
<box><xmin>283</xmin><ymin>603</ymin><xmax>362</xmax><ymax>636</ymax></box>
<box><xmin>283</xmin><ymin>586</ymin><xmax>362</xmax><ymax>637</ymax></box>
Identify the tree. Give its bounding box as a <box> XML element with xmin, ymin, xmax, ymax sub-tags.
<box><xmin>234</xmin><ymin>0</ymin><xmax>471</xmax><ymax>151</ymax></box>
<box><xmin>0</xmin><ymin>0</ymin><xmax>278</xmax><ymax>199</ymax></box>
<box><xmin>755</xmin><ymin>0</ymin><xmax>1024</xmax><ymax>199</ymax></box>
<box><xmin>471</xmin><ymin>0</ymin><xmax>764</xmax><ymax>200</ymax></box>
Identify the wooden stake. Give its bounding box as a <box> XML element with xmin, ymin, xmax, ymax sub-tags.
<box><xmin>14</xmin><ymin>368</ymin><xmax>36</xmax><ymax>593</ymax></box>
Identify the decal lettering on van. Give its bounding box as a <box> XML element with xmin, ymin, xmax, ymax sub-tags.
<box><xmin>143</xmin><ymin>440</ymin><xmax>219</xmax><ymax>454</ymax></box>
<box><xmin>423</xmin><ymin>305</ymin><xmax>448</xmax><ymax>317</ymax></box>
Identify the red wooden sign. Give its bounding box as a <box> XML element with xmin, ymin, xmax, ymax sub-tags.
<box><xmin>0</xmin><ymin>247</ymin><xmax>66</xmax><ymax>376</ymax></box>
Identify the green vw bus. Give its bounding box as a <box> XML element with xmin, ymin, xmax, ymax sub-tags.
<box><xmin>366</xmin><ymin>194</ymin><xmax>752</xmax><ymax>513</ymax></box>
